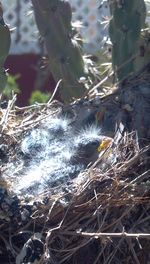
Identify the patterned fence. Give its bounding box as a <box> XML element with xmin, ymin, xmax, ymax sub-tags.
<box><xmin>1</xmin><ymin>0</ymin><xmax>110</xmax><ymax>54</ymax></box>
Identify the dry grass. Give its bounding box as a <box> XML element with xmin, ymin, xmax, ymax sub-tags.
<box><xmin>0</xmin><ymin>95</ymin><xmax>150</xmax><ymax>264</ymax></box>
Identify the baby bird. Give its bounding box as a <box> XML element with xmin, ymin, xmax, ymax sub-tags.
<box><xmin>9</xmin><ymin>118</ymin><xmax>112</xmax><ymax>195</ymax></box>
<box><xmin>71</xmin><ymin>126</ymin><xmax>102</xmax><ymax>166</ymax></box>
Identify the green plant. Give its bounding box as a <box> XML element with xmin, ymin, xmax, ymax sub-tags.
<box><xmin>29</xmin><ymin>90</ymin><xmax>51</xmax><ymax>104</ymax></box>
<box><xmin>3</xmin><ymin>74</ymin><xmax>20</xmax><ymax>99</ymax></box>
<box><xmin>31</xmin><ymin>0</ymin><xmax>95</xmax><ymax>102</ymax></box>
<box><xmin>108</xmin><ymin>0</ymin><xmax>146</xmax><ymax>82</ymax></box>
<box><xmin>0</xmin><ymin>2</ymin><xmax>11</xmax><ymax>91</ymax></box>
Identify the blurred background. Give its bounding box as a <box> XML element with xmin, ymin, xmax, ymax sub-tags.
<box><xmin>1</xmin><ymin>0</ymin><xmax>110</xmax><ymax>106</ymax></box>
<box><xmin>2</xmin><ymin>0</ymin><xmax>150</xmax><ymax>106</ymax></box>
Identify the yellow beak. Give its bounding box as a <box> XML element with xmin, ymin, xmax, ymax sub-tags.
<box><xmin>97</xmin><ymin>137</ymin><xmax>113</xmax><ymax>152</ymax></box>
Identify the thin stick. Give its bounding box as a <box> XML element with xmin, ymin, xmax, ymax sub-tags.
<box><xmin>86</xmin><ymin>71</ymin><xmax>114</xmax><ymax>96</ymax></box>
<box><xmin>48</xmin><ymin>79</ymin><xmax>62</xmax><ymax>104</ymax></box>
<box><xmin>0</xmin><ymin>95</ymin><xmax>16</xmax><ymax>132</ymax></box>
<box><xmin>78</xmin><ymin>231</ymin><xmax>150</xmax><ymax>239</ymax></box>
<box><xmin>87</xmin><ymin>52</ymin><xmax>139</xmax><ymax>97</ymax></box>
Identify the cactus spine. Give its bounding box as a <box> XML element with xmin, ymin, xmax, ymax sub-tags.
<box><xmin>0</xmin><ymin>2</ymin><xmax>11</xmax><ymax>91</ymax></box>
<box><xmin>109</xmin><ymin>0</ymin><xmax>146</xmax><ymax>82</ymax></box>
<box><xmin>31</xmin><ymin>0</ymin><xmax>93</xmax><ymax>102</ymax></box>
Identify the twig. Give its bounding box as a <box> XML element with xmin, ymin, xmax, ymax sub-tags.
<box><xmin>77</xmin><ymin>231</ymin><xmax>150</xmax><ymax>239</ymax></box>
<box><xmin>127</xmin><ymin>237</ymin><xmax>140</xmax><ymax>264</ymax></box>
<box><xmin>48</xmin><ymin>79</ymin><xmax>62</xmax><ymax>104</ymax></box>
<box><xmin>0</xmin><ymin>95</ymin><xmax>16</xmax><ymax>132</ymax></box>
<box><xmin>86</xmin><ymin>70</ymin><xmax>114</xmax><ymax>96</ymax></box>
<box><xmin>86</xmin><ymin>52</ymin><xmax>139</xmax><ymax>97</ymax></box>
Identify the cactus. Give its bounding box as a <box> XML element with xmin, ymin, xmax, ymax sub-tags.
<box><xmin>0</xmin><ymin>2</ymin><xmax>11</xmax><ymax>91</ymax></box>
<box><xmin>108</xmin><ymin>0</ymin><xmax>146</xmax><ymax>82</ymax></box>
<box><xmin>31</xmin><ymin>0</ymin><xmax>94</xmax><ymax>103</ymax></box>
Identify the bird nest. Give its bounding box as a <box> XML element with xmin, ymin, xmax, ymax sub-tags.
<box><xmin>0</xmin><ymin>96</ymin><xmax>150</xmax><ymax>264</ymax></box>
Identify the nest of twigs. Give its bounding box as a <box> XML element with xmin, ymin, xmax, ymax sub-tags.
<box><xmin>0</xmin><ymin>95</ymin><xmax>150</xmax><ymax>264</ymax></box>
